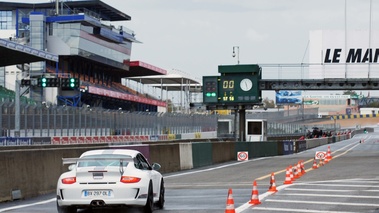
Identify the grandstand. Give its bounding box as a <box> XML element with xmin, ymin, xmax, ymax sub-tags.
<box><xmin>0</xmin><ymin>0</ymin><xmax>200</xmax><ymax>112</ymax></box>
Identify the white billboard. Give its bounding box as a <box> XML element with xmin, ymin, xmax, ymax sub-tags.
<box><xmin>309</xmin><ymin>30</ymin><xmax>379</xmax><ymax>79</ymax></box>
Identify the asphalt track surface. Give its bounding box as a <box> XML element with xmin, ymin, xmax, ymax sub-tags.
<box><xmin>1</xmin><ymin>129</ymin><xmax>378</xmax><ymax>213</ymax></box>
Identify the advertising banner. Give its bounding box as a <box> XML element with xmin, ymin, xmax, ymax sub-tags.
<box><xmin>276</xmin><ymin>90</ymin><xmax>302</xmax><ymax>104</ymax></box>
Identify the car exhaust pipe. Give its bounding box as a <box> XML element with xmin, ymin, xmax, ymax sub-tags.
<box><xmin>91</xmin><ymin>200</ymin><xmax>105</xmax><ymax>207</ymax></box>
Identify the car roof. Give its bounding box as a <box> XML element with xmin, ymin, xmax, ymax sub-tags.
<box><xmin>80</xmin><ymin>149</ymin><xmax>140</xmax><ymax>158</ymax></box>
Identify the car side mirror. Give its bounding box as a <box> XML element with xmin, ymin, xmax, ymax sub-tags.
<box><xmin>151</xmin><ymin>163</ymin><xmax>161</xmax><ymax>171</ymax></box>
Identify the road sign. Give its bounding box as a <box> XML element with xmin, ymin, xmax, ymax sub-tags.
<box><xmin>237</xmin><ymin>151</ymin><xmax>249</xmax><ymax>161</ymax></box>
<box><xmin>315</xmin><ymin>151</ymin><xmax>327</xmax><ymax>159</ymax></box>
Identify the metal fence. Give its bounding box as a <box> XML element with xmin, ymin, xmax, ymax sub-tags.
<box><xmin>0</xmin><ymin>102</ymin><xmax>217</xmax><ymax>137</ymax></box>
<box><xmin>217</xmin><ymin>107</ymin><xmax>332</xmax><ymax>136</ymax></box>
<box><xmin>0</xmin><ymin>100</ymin><xmax>334</xmax><ymax>138</ymax></box>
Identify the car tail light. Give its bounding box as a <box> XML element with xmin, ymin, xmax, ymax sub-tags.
<box><xmin>62</xmin><ymin>177</ymin><xmax>76</xmax><ymax>184</ymax></box>
<box><xmin>120</xmin><ymin>176</ymin><xmax>141</xmax><ymax>183</ymax></box>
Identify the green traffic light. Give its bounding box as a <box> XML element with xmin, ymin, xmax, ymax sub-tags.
<box><xmin>41</xmin><ymin>78</ymin><xmax>47</xmax><ymax>87</ymax></box>
<box><xmin>69</xmin><ymin>78</ymin><xmax>76</xmax><ymax>87</ymax></box>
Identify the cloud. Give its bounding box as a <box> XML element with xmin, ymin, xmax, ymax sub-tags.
<box><xmin>245</xmin><ymin>28</ymin><xmax>267</xmax><ymax>42</ymax></box>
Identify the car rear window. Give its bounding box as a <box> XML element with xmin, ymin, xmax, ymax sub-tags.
<box><xmin>78</xmin><ymin>154</ymin><xmax>131</xmax><ymax>167</ymax></box>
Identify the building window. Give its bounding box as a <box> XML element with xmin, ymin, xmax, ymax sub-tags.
<box><xmin>0</xmin><ymin>11</ymin><xmax>12</xmax><ymax>30</ymax></box>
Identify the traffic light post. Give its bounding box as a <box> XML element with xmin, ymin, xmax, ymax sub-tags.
<box><xmin>20</xmin><ymin>77</ymin><xmax>80</xmax><ymax>89</ymax></box>
<box><xmin>15</xmin><ymin>76</ymin><xmax>81</xmax><ymax>136</ymax></box>
<box><xmin>60</xmin><ymin>77</ymin><xmax>79</xmax><ymax>89</ymax></box>
<box><xmin>202</xmin><ymin>64</ymin><xmax>262</xmax><ymax>141</ymax></box>
<box><xmin>35</xmin><ymin>77</ymin><xmax>79</xmax><ymax>89</ymax></box>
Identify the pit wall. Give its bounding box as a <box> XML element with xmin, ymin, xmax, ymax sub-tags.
<box><xmin>0</xmin><ymin>133</ymin><xmax>355</xmax><ymax>202</ymax></box>
<box><xmin>0</xmin><ymin>132</ymin><xmax>218</xmax><ymax>146</ymax></box>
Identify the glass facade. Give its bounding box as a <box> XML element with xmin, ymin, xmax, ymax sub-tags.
<box><xmin>50</xmin><ymin>22</ymin><xmax>131</xmax><ymax>67</ymax></box>
<box><xmin>0</xmin><ymin>11</ymin><xmax>12</xmax><ymax>30</ymax></box>
<box><xmin>319</xmin><ymin>99</ymin><xmax>347</xmax><ymax>105</ymax></box>
<box><xmin>29</xmin><ymin>14</ymin><xmax>46</xmax><ymax>75</ymax></box>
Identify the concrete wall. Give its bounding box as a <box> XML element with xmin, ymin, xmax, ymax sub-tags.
<box><xmin>0</xmin><ymin>144</ymin><xmax>107</xmax><ymax>202</ymax></box>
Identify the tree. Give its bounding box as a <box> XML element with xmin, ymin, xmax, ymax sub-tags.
<box><xmin>262</xmin><ymin>97</ymin><xmax>275</xmax><ymax>108</ymax></box>
<box><xmin>343</xmin><ymin>90</ymin><xmax>357</xmax><ymax>96</ymax></box>
<box><xmin>368</xmin><ymin>102</ymin><xmax>379</xmax><ymax>107</ymax></box>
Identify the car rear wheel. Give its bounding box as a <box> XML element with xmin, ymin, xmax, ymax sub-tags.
<box><xmin>56</xmin><ymin>200</ymin><xmax>76</xmax><ymax>213</ymax></box>
<box><xmin>156</xmin><ymin>179</ymin><xmax>165</xmax><ymax>209</ymax></box>
<box><xmin>143</xmin><ymin>183</ymin><xmax>154</xmax><ymax>213</ymax></box>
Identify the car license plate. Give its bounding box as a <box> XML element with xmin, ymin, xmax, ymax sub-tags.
<box><xmin>83</xmin><ymin>190</ymin><xmax>112</xmax><ymax>197</ymax></box>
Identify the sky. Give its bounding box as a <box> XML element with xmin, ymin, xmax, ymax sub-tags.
<box><xmin>9</xmin><ymin>0</ymin><xmax>379</xmax><ymax>100</ymax></box>
<box><xmin>115</xmin><ymin>0</ymin><xmax>378</xmax><ymax>79</ymax></box>
<box><xmin>107</xmin><ymin>0</ymin><xmax>379</xmax><ymax>99</ymax></box>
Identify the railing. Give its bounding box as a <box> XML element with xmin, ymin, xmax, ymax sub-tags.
<box><xmin>0</xmin><ymin>101</ymin><xmax>217</xmax><ymax>137</ymax></box>
<box><xmin>0</xmin><ymin>98</ymin><xmax>332</xmax><ymax>138</ymax></box>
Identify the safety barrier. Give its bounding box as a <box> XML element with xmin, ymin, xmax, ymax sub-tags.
<box><xmin>51</xmin><ymin>135</ymin><xmax>151</xmax><ymax>145</ymax></box>
<box><xmin>0</xmin><ymin>137</ymin><xmax>32</xmax><ymax>146</ymax></box>
<box><xmin>2</xmin><ymin>131</ymin><xmax>218</xmax><ymax>146</ymax></box>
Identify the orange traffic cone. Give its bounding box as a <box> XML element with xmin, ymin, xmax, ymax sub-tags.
<box><xmin>283</xmin><ymin>167</ymin><xmax>293</xmax><ymax>184</ymax></box>
<box><xmin>290</xmin><ymin>165</ymin><xmax>295</xmax><ymax>181</ymax></box>
<box><xmin>326</xmin><ymin>146</ymin><xmax>332</xmax><ymax>160</ymax></box>
<box><xmin>249</xmin><ymin>180</ymin><xmax>261</xmax><ymax>205</ymax></box>
<box><xmin>297</xmin><ymin>162</ymin><xmax>302</xmax><ymax>177</ymax></box>
<box><xmin>324</xmin><ymin>156</ymin><xmax>329</xmax><ymax>164</ymax></box>
<box><xmin>294</xmin><ymin>163</ymin><xmax>301</xmax><ymax>179</ymax></box>
<box><xmin>312</xmin><ymin>158</ymin><xmax>318</xmax><ymax>169</ymax></box>
<box><xmin>268</xmin><ymin>173</ymin><xmax>278</xmax><ymax>192</ymax></box>
<box><xmin>319</xmin><ymin>158</ymin><xmax>324</xmax><ymax>166</ymax></box>
<box><xmin>300</xmin><ymin>160</ymin><xmax>306</xmax><ymax>175</ymax></box>
<box><xmin>225</xmin><ymin>188</ymin><xmax>235</xmax><ymax>213</ymax></box>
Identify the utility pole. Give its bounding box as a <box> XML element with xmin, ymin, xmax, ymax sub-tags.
<box><xmin>15</xmin><ymin>79</ymin><xmax>20</xmax><ymax>137</ymax></box>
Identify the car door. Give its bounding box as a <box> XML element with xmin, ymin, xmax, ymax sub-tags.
<box><xmin>136</xmin><ymin>154</ymin><xmax>160</xmax><ymax>195</ymax></box>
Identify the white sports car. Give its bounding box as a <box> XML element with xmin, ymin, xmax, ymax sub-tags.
<box><xmin>56</xmin><ymin>149</ymin><xmax>165</xmax><ymax>213</ymax></box>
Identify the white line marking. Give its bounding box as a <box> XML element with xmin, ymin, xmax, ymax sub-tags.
<box><xmin>265</xmin><ymin>199</ymin><xmax>379</xmax><ymax>207</ymax></box>
<box><xmin>164</xmin><ymin>157</ymin><xmax>268</xmax><ymax>178</ymax></box>
<box><xmin>285</xmin><ymin>188</ymin><xmax>358</xmax><ymax>192</ymax></box>
<box><xmin>297</xmin><ymin>183</ymin><xmax>379</xmax><ymax>188</ymax></box>
<box><xmin>0</xmin><ymin>198</ymin><xmax>55</xmax><ymax>212</ymax></box>
<box><xmin>235</xmin><ymin>184</ymin><xmax>291</xmax><ymax>213</ymax></box>
<box><xmin>251</xmin><ymin>207</ymin><xmax>360</xmax><ymax>213</ymax></box>
<box><xmin>284</xmin><ymin>193</ymin><xmax>379</xmax><ymax>199</ymax></box>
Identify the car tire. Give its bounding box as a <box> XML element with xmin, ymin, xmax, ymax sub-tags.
<box><xmin>143</xmin><ymin>182</ymin><xmax>154</xmax><ymax>213</ymax></box>
<box><xmin>156</xmin><ymin>179</ymin><xmax>165</xmax><ymax>209</ymax></box>
<box><xmin>56</xmin><ymin>200</ymin><xmax>76</xmax><ymax>213</ymax></box>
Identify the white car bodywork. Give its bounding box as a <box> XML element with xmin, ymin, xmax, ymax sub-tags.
<box><xmin>56</xmin><ymin>149</ymin><xmax>164</xmax><ymax>213</ymax></box>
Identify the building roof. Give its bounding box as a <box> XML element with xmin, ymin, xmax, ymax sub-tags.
<box><xmin>128</xmin><ymin>61</ymin><xmax>167</xmax><ymax>77</ymax></box>
<box><xmin>0</xmin><ymin>38</ymin><xmax>58</xmax><ymax>66</ymax></box>
<box><xmin>0</xmin><ymin>0</ymin><xmax>131</xmax><ymax>21</ymax></box>
<box><xmin>128</xmin><ymin>73</ymin><xmax>202</xmax><ymax>92</ymax></box>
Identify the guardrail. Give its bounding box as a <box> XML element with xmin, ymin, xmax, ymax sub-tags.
<box><xmin>0</xmin><ymin>131</ymin><xmax>218</xmax><ymax>146</ymax></box>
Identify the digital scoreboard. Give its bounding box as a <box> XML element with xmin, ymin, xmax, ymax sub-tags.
<box><xmin>218</xmin><ymin>75</ymin><xmax>260</xmax><ymax>103</ymax></box>
<box><xmin>202</xmin><ymin>64</ymin><xmax>261</xmax><ymax>105</ymax></box>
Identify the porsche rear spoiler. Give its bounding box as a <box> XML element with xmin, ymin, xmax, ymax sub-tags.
<box><xmin>62</xmin><ymin>157</ymin><xmax>134</xmax><ymax>165</ymax></box>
